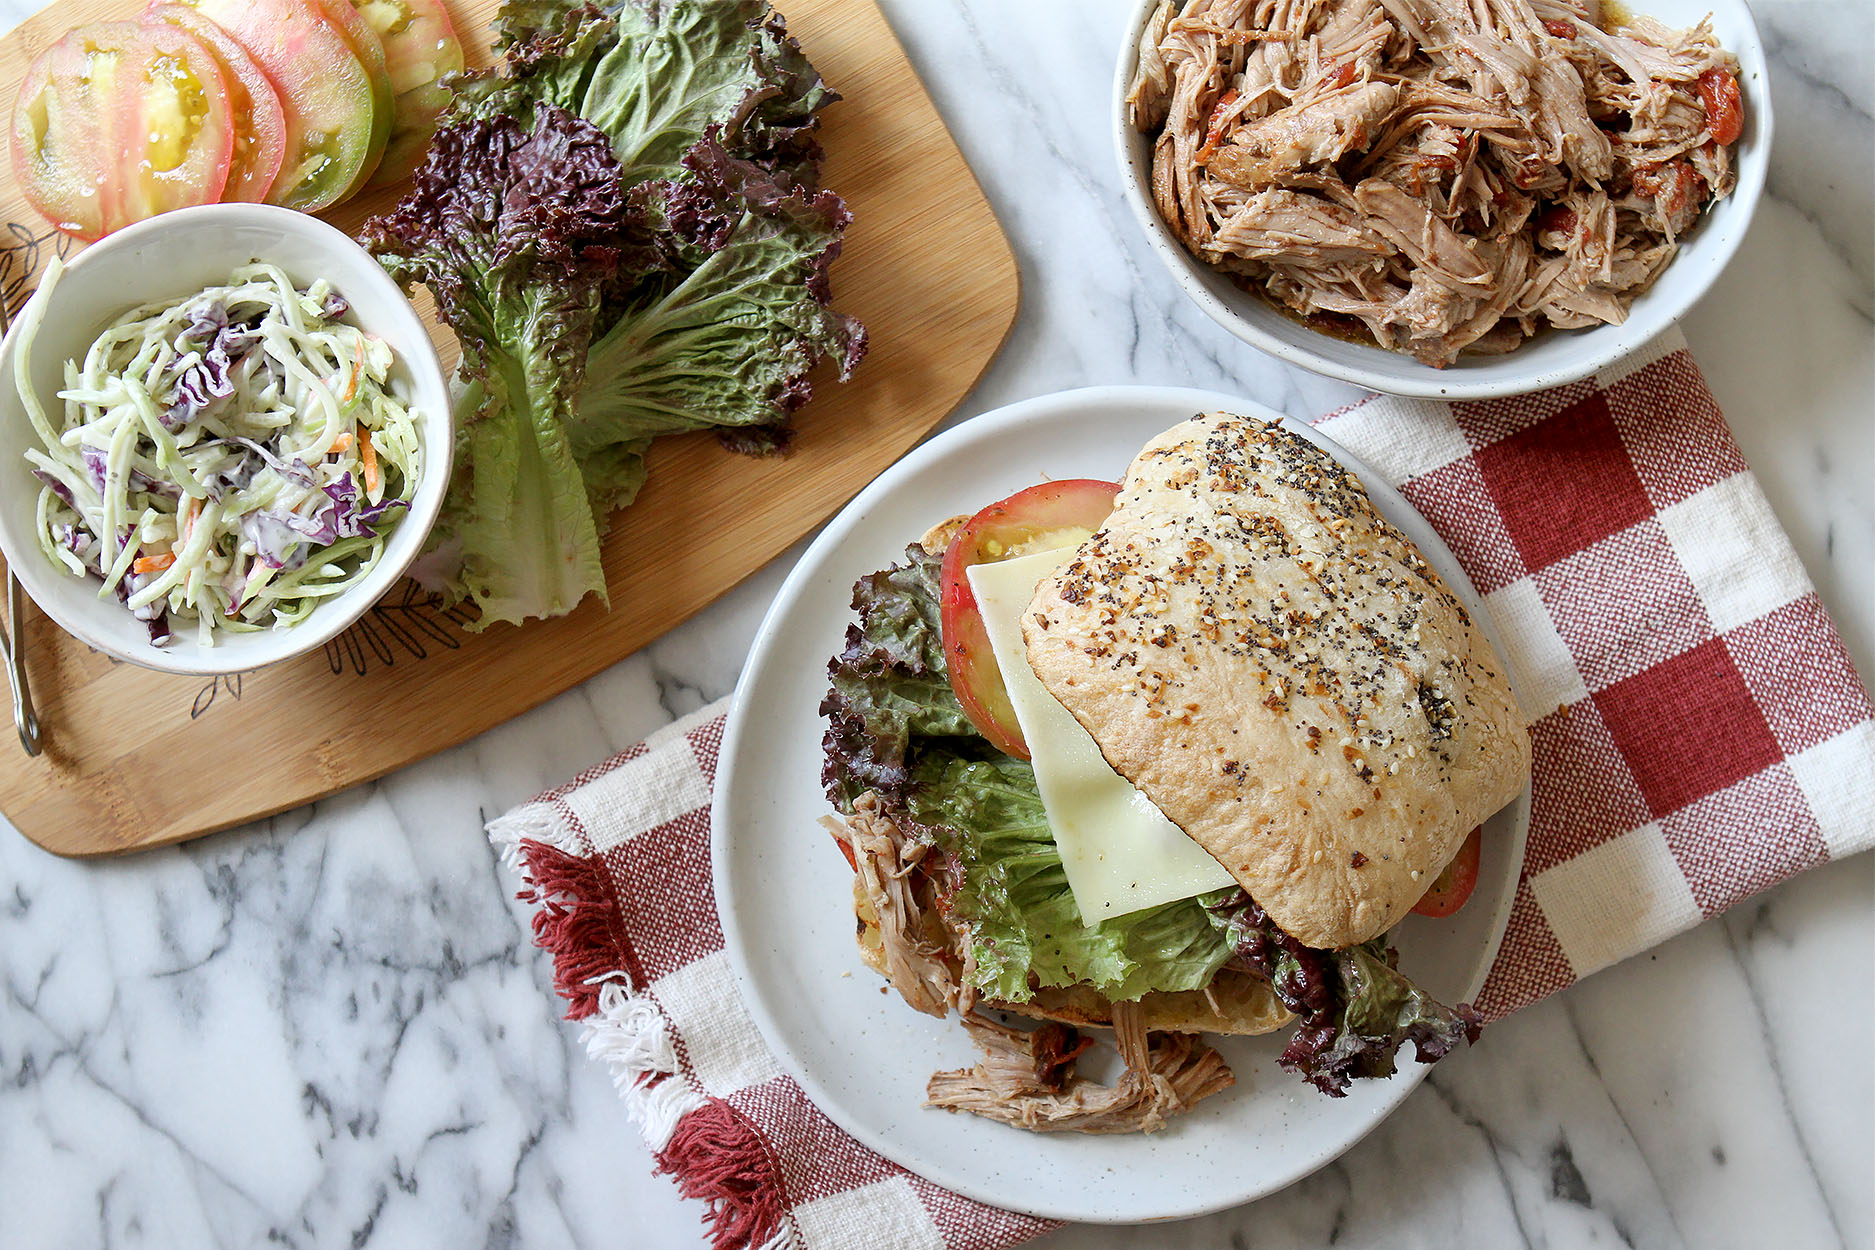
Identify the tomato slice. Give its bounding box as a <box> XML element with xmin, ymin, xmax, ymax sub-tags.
<box><xmin>172</xmin><ymin>0</ymin><xmax>382</xmax><ymax>211</ymax></box>
<box><xmin>112</xmin><ymin>24</ymin><xmax>236</xmax><ymax>226</ymax></box>
<box><xmin>144</xmin><ymin>6</ymin><xmax>288</xmax><ymax>203</ymax></box>
<box><xmin>10</xmin><ymin>38</ymin><xmax>106</xmax><ymax>239</ymax></box>
<box><xmin>938</xmin><ymin>480</ymin><xmax>1122</xmax><ymax>759</ymax></box>
<box><xmin>10</xmin><ymin>22</ymin><xmax>234</xmax><ymax>240</ymax></box>
<box><xmin>351</xmin><ymin>0</ymin><xmax>466</xmax><ymax>187</ymax></box>
<box><xmin>1412</xmin><ymin>824</ymin><xmax>1481</xmax><ymax>918</ymax></box>
<box><xmin>307</xmin><ymin>0</ymin><xmax>395</xmax><ymax>197</ymax></box>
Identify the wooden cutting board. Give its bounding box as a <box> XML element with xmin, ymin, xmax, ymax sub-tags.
<box><xmin>0</xmin><ymin>0</ymin><xmax>1019</xmax><ymax>856</ymax></box>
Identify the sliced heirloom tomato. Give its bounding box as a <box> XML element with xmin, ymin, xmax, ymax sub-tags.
<box><xmin>144</xmin><ymin>5</ymin><xmax>288</xmax><ymax>202</ymax></box>
<box><xmin>1411</xmin><ymin>824</ymin><xmax>1481</xmax><ymax>918</ymax></box>
<box><xmin>351</xmin><ymin>0</ymin><xmax>466</xmax><ymax>187</ymax></box>
<box><xmin>10</xmin><ymin>37</ymin><xmax>105</xmax><ymax>238</ymax></box>
<box><xmin>11</xmin><ymin>22</ymin><xmax>234</xmax><ymax>240</ymax></box>
<box><xmin>307</xmin><ymin>0</ymin><xmax>395</xmax><ymax>195</ymax></box>
<box><xmin>938</xmin><ymin>480</ymin><xmax>1122</xmax><ymax>760</ymax></box>
<box><xmin>173</xmin><ymin>0</ymin><xmax>382</xmax><ymax>211</ymax></box>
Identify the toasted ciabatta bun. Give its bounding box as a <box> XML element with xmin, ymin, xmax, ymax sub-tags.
<box><xmin>919</xmin><ymin>514</ymin><xmax>971</xmax><ymax>553</ymax></box>
<box><xmin>1024</xmin><ymin>412</ymin><xmax>1531</xmax><ymax>950</ymax></box>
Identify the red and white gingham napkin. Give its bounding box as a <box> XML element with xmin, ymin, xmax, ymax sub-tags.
<box><xmin>490</xmin><ymin>329</ymin><xmax>1874</xmax><ymax>1250</ymax></box>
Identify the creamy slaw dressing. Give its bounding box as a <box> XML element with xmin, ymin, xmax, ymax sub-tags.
<box><xmin>16</xmin><ymin>259</ymin><xmax>420</xmax><ymax>646</ymax></box>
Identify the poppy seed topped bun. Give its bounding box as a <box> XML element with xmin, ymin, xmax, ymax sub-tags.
<box><xmin>1024</xmin><ymin>412</ymin><xmax>1530</xmax><ymax>949</ymax></box>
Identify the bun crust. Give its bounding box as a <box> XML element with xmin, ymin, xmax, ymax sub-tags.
<box><xmin>1024</xmin><ymin>412</ymin><xmax>1531</xmax><ymax>949</ymax></box>
<box><xmin>919</xmin><ymin>514</ymin><xmax>972</xmax><ymax>553</ymax></box>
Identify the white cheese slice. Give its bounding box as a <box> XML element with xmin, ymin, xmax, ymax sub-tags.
<box><xmin>967</xmin><ymin>546</ymin><xmax>1235</xmax><ymax>923</ymax></box>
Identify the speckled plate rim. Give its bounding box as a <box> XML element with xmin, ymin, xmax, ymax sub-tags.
<box><xmin>713</xmin><ymin>386</ymin><xmax>1531</xmax><ymax>1224</ymax></box>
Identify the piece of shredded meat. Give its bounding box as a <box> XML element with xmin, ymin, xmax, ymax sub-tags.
<box><xmin>835</xmin><ymin>792</ymin><xmax>1238</xmax><ymax>1134</ymax></box>
<box><xmin>1130</xmin><ymin>0</ymin><xmax>1745</xmax><ymax>365</ymax></box>
<box><xmin>831</xmin><ymin>793</ymin><xmax>960</xmax><ymax>1019</ymax></box>
<box><xmin>925</xmin><ymin>1003</ymin><xmax>1236</xmax><ymax>1134</ymax></box>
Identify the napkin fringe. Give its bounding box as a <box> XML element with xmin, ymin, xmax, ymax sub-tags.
<box><xmin>489</xmin><ymin>804</ymin><xmax>585</xmax><ymax>872</ymax></box>
<box><xmin>657</xmin><ymin>1099</ymin><xmax>798</xmax><ymax>1250</ymax></box>
<box><xmin>582</xmin><ymin>981</ymin><xmax>709</xmax><ymax>1151</ymax></box>
<box><xmin>514</xmin><ymin>838</ymin><xmax>626</xmax><ymax>1020</ymax></box>
<box><xmin>501</xmin><ymin>830</ymin><xmax>799</xmax><ymax>1250</ymax></box>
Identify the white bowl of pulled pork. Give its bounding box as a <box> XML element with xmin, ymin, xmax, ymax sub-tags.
<box><xmin>1116</xmin><ymin>0</ymin><xmax>1769</xmax><ymax>397</ymax></box>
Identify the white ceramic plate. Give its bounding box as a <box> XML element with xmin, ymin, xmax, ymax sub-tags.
<box><xmin>713</xmin><ymin>386</ymin><xmax>1530</xmax><ymax>1223</ymax></box>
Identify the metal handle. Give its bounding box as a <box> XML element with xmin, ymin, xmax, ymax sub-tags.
<box><xmin>2</xmin><ymin>572</ymin><xmax>40</xmax><ymax>756</ymax></box>
<box><xmin>0</xmin><ymin>288</ymin><xmax>42</xmax><ymax>757</ymax></box>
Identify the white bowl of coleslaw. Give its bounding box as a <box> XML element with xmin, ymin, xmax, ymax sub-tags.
<box><xmin>0</xmin><ymin>203</ymin><xmax>451</xmax><ymax>676</ymax></box>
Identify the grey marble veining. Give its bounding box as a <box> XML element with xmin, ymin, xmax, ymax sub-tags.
<box><xmin>2</xmin><ymin>1</ymin><xmax>1871</xmax><ymax>1248</ymax></box>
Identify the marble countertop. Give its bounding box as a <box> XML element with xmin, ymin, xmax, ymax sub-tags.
<box><xmin>2</xmin><ymin>1</ymin><xmax>1869</xmax><ymax>1247</ymax></box>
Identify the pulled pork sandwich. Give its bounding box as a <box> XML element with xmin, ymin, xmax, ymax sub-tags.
<box><xmin>820</xmin><ymin>412</ymin><xmax>1531</xmax><ymax>1133</ymax></box>
<box><xmin>1129</xmin><ymin>0</ymin><xmax>1748</xmax><ymax>365</ymax></box>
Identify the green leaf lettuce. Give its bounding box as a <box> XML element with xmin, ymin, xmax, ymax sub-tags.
<box><xmin>362</xmin><ymin>0</ymin><xmax>864</xmax><ymax>627</ymax></box>
<box><xmin>820</xmin><ymin>542</ymin><xmax>1238</xmax><ymax>1004</ymax></box>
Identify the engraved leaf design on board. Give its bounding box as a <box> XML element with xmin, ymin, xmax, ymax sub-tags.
<box><xmin>1</xmin><ymin>221</ymin><xmax>74</xmax><ymax>320</ymax></box>
<box><xmin>325</xmin><ymin>580</ymin><xmax>477</xmax><ymax>676</ymax></box>
<box><xmin>184</xmin><ymin>581</ymin><xmax>475</xmax><ymax>717</ymax></box>
<box><xmin>190</xmin><ymin>673</ymin><xmax>245</xmax><ymax>719</ymax></box>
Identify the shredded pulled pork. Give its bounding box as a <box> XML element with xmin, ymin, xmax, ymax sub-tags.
<box><xmin>832</xmin><ymin>793</ymin><xmax>960</xmax><ymax>1019</ymax></box>
<box><xmin>1129</xmin><ymin>0</ymin><xmax>1744</xmax><ymax>365</ymax></box>
<box><xmin>925</xmin><ymin>1003</ymin><xmax>1236</xmax><ymax>1134</ymax></box>
<box><xmin>833</xmin><ymin>792</ymin><xmax>1238</xmax><ymax>1133</ymax></box>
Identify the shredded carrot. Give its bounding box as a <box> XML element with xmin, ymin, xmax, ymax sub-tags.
<box><xmin>330</xmin><ymin>431</ymin><xmax>354</xmax><ymax>455</ymax></box>
<box><xmin>338</xmin><ymin>335</ymin><xmax>365</xmax><ymax>404</ymax></box>
<box><xmin>133</xmin><ymin>552</ymin><xmax>175</xmax><ymax>576</ymax></box>
<box><xmin>359</xmin><ymin>429</ymin><xmax>381</xmax><ymax>498</ymax></box>
<box><xmin>177</xmin><ymin>495</ymin><xmax>200</xmax><ymax>545</ymax></box>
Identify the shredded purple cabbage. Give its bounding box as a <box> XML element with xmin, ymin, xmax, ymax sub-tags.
<box><xmin>239</xmin><ymin>512</ymin><xmax>313</xmax><ymax>570</ymax></box>
<box><xmin>239</xmin><ymin>472</ymin><xmax>408</xmax><ymax>569</ymax></box>
<box><xmin>50</xmin><ymin>522</ymin><xmax>98</xmax><ymax>570</ymax></box>
<box><xmin>81</xmin><ymin>445</ymin><xmax>107</xmax><ymax>492</ymax></box>
<box><xmin>76</xmin><ymin>450</ymin><xmax>180</xmax><ymax>500</ymax></box>
<box><xmin>164</xmin><ymin>309</ymin><xmax>264</xmax><ymax>431</ymax></box>
<box><xmin>231</xmin><ymin>438</ymin><xmax>315</xmax><ymax>488</ymax></box>
<box><xmin>322</xmin><ymin>472</ymin><xmax>408</xmax><ymax>534</ymax></box>
<box><xmin>208</xmin><ymin>447</ymin><xmax>261</xmax><ymax>498</ymax></box>
<box><xmin>220</xmin><ymin>561</ymin><xmax>255</xmax><ymax>616</ymax></box>
<box><xmin>115</xmin><ymin>570</ymin><xmax>171</xmax><ymax>645</ymax></box>
<box><xmin>165</xmin><ymin>352</ymin><xmax>234</xmax><ymax>430</ymax></box>
<box><xmin>32</xmin><ymin>469</ymin><xmax>75</xmax><ymax>507</ymax></box>
<box><xmin>127</xmin><ymin>467</ymin><xmax>180</xmax><ymax>500</ymax></box>
<box><xmin>178</xmin><ymin>300</ymin><xmax>228</xmax><ymax>346</ymax></box>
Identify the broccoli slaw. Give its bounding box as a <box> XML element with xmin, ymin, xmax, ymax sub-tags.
<box><xmin>15</xmin><ymin>260</ymin><xmax>420</xmax><ymax>647</ymax></box>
